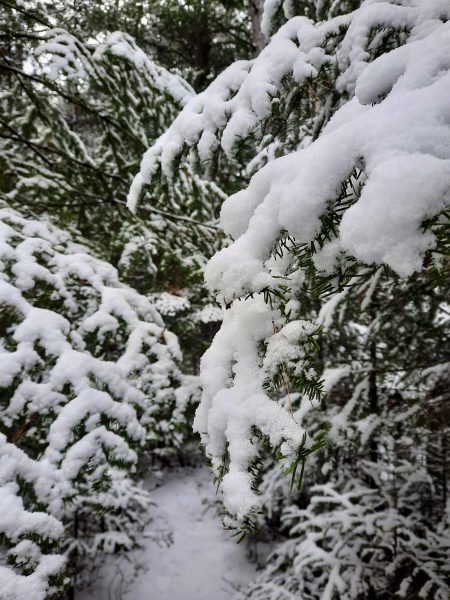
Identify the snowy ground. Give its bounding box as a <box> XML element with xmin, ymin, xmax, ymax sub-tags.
<box><xmin>77</xmin><ymin>466</ymin><xmax>257</xmax><ymax>600</ymax></box>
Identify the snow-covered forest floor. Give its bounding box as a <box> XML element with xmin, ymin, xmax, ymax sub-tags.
<box><xmin>78</xmin><ymin>466</ymin><xmax>258</xmax><ymax>600</ymax></box>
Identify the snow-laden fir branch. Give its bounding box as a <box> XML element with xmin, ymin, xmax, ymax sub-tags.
<box><xmin>130</xmin><ymin>0</ymin><xmax>450</xmax><ymax>524</ymax></box>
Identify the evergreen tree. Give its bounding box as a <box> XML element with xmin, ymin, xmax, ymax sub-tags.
<box><xmin>0</xmin><ymin>0</ymin><xmax>224</xmax><ymax>366</ymax></box>
<box><xmin>240</xmin><ymin>272</ymin><xmax>450</xmax><ymax>598</ymax></box>
<box><xmin>131</xmin><ymin>0</ymin><xmax>450</xmax><ymax>596</ymax></box>
<box><xmin>0</xmin><ymin>204</ymin><xmax>198</xmax><ymax>598</ymax></box>
<box><xmin>0</xmin><ymin>2</ymin><xmax>222</xmax><ymax>596</ymax></box>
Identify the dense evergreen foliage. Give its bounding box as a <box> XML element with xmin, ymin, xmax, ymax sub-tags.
<box><xmin>0</xmin><ymin>0</ymin><xmax>225</xmax><ymax>362</ymax></box>
<box><xmin>131</xmin><ymin>0</ymin><xmax>450</xmax><ymax>597</ymax></box>
<box><xmin>0</xmin><ymin>1</ymin><xmax>449</xmax><ymax>599</ymax></box>
<box><xmin>0</xmin><ymin>1</ymin><xmax>223</xmax><ymax>596</ymax></box>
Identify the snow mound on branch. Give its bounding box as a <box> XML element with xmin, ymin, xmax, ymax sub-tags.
<box><xmin>206</xmin><ymin>5</ymin><xmax>450</xmax><ymax>301</ymax></box>
<box><xmin>193</xmin><ymin>304</ymin><xmax>224</xmax><ymax>324</ymax></box>
<box><xmin>151</xmin><ymin>291</ymin><xmax>191</xmax><ymax>317</ymax></box>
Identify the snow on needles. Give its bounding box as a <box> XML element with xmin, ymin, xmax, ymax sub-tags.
<box><xmin>0</xmin><ymin>207</ymin><xmax>190</xmax><ymax>598</ymax></box>
<box><xmin>209</xmin><ymin>11</ymin><xmax>450</xmax><ymax>299</ymax></box>
<box><xmin>36</xmin><ymin>29</ymin><xmax>194</xmax><ymax>105</ymax></box>
<box><xmin>131</xmin><ymin>0</ymin><xmax>450</xmax><ymax>520</ymax></box>
<box><xmin>194</xmin><ymin>297</ymin><xmax>311</xmax><ymax>519</ymax></box>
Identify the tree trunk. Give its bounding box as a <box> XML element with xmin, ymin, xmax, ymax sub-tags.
<box><xmin>250</xmin><ymin>0</ymin><xmax>267</xmax><ymax>56</ymax></box>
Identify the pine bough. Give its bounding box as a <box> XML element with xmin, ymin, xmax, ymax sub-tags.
<box><xmin>130</xmin><ymin>0</ymin><xmax>450</xmax><ymax>538</ymax></box>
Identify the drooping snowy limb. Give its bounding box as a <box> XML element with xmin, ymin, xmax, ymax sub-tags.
<box><xmin>36</xmin><ymin>29</ymin><xmax>194</xmax><ymax>104</ymax></box>
<box><xmin>127</xmin><ymin>11</ymin><xmax>342</xmax><ymax>206</ymax></box>
<box><xmin>129</xmin><ymin>0</ymin><xmax>450</xmax><ymax>523</ymax></box>
<box><xmin>128</xmin><ymin>1</ymin><xmax>450</xmax><ymax>209</ymax></box>
<box><xmin>25</xmin><ymin>25</ymin><xmax>222</xmax><ymax>232</ymax></box>
<box><xmin>194</xmin><ymin>296</ymin><xmax>324</xmax><ymax>521</ymax></box>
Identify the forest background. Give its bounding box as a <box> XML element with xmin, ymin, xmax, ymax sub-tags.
<box><xmin>0</xmin><ymin>1</ymin><xmax>449</xmax><ymax>599</ymax></box>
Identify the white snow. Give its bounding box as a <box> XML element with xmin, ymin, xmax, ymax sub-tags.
<box><xmin>150</xmin><ymin>291</ymin><xmax>191</xmax><ymax>317</ymax></box>
<box><xmin>194</xmin><ymin>296</ymin><xmax>313</xmax><ymax>520</ymax></box>
<box><xmin>77</xmin><ymin>467</ymin><xmax>257</xmax><ymax>600</ymax></box>
<box><xmin>194</xmin><ymin>304</ymin><xmax>224</xmax><ymax>324</ymax></box>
